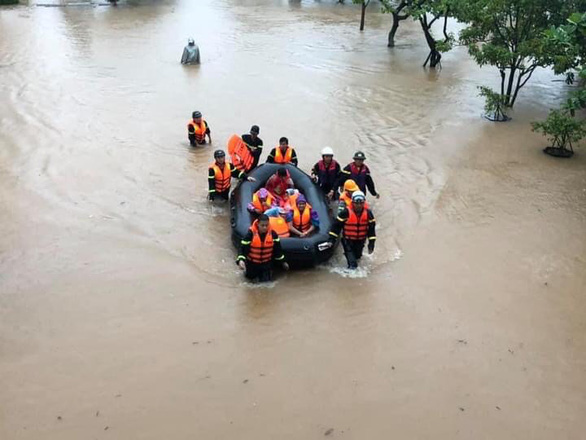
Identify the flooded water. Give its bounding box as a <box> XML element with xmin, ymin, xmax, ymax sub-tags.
<box><xmin>2</xmin><ymin>1</ymin><xmax>586</xmax><ymax>438</ymax></box>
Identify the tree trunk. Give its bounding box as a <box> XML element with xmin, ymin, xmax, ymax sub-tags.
<box><xmin>360</xmin><ymin>3</ymin><xmax>366</xmax><ymax>31</ymax></box>
<box><xmin>388</xmin><ymin>14</ymin><xmax>400</xmax><ymax>46</ymax></box>
<box><xmin>420</xmin><ymin>17</ymin><xmax>441</xmax><ymax>69</ymax></box>
<box><xmin>388</xmin><ymin>1</ymin><xmax>408</xmax><ymax>47</ymax></box>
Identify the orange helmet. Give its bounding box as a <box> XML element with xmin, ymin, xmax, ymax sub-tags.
<box><xmin>343</xmin><ymin>179</ymin><xmax>359</xmax><ymax>192</ymax></box>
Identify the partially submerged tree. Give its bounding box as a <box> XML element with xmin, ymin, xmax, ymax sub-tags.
<box><xmin>532</xmin><ymin>109</ymin><xmax>586</xmax><ymax>157</ymax></box>
<box><xmin>353</xmin><ymin>0</ymin><xmax>372</xmax><ymax>31</ymax></box>
<box><xmin>382</xmin><ymin>0</ymin><xmax>410</xmax><ymax>47</ymax></box>
<box><xmin>458</xmin><ymin>0</ymin><xmax>583</xmax><ymax>108</ymax></box>
<box><xmin>382</xmin><ymin>0</ymin><xmax>455</xmax><ymax>68</ymax></box>
<box><xmin>479</xmin><ymin>86</ymin><xmax>510</xmax><ymax>121</ymax></box>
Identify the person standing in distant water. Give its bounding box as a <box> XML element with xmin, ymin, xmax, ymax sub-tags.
<box><xmin>266</xmin><ymin>137</ymin><xmax>298</xmax><ymax>166</ymax></box>
<box><xmin>181</xmin><ymin>38</ymin><xmax>200</xmax><ymax>65</ymax></box>
<box><xmin>241</xmin><ymin>125</ymin><xmax>263</xmax><ymax>170</ymax></box>
<box><xmin>187</xmin><ymin>111</ymin><xmax>211</xmax><ymax>146</ymax></box>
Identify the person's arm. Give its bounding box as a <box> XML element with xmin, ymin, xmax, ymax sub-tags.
<box><xmin>195</xmin><ymin>46</ymin><xmax>200</xmax><ymax>64</ymax></box>
<box><xmin>288</xmin><ymin>222</ymin><xmax>303</xmax><ymax>237</ymax></box>
<box><xmin>310</xmin><ymin>209</ymin><xmax>320</xmax><ymax>228</ymax></box>
<box><xmin>291</xmin><ymin>149</ymin><xmax>298</xmax><ymax>167</ymax></box>
<box><xmin>271</xmin><ymin>232</ymin><xmax>288</xmax><ymax>269</ymax></box>
<box><xmin>208</xmin><ymin>167</ymin><xmax>216</xmax><ymax>199</ymax></box>
<box><xmin>311</xmin><ymin>162</ymin><xmax>319</xmax><ymax>179</ymax></box>
<box><xmin>205</xmin><ymin>121</ymin><xmax>212</xmax><ymax>143</ymax></box>
<box><xmin>335</xmin><ymin>165</ymin><xmax>351</xmax><ymax>191</ymax></box>
<box><xmin>237</xmin><ymin>230</ymin><xmax>253</xmax><ymax>267</ymax></box>
<box><xmin>266</xmin><ymin>148</ymin><xmax>276</xmax><ymax>163</ymax></box>
<box><xmin>181</xmin><ymin>47</ymin><xmax>189</xmax><ymax>64</ymax></box>
<box><xmin>367</xmin><ymin>209</ymin><xmax>376</xmax><ymax>253</ymax></box>
<box><xmin>230</xmin><ymin>163</ymin><xmax>246</xmax><ymax>180</ymax></box>
<box><xmin>365</xmin><ymin>171</ymin><xmax>379</xmax><ymax>198</ymax></box>
<box><xmin>328</xmin><ymin>208</ymin><xmax>348</xmax><ymax>242</ymax></box>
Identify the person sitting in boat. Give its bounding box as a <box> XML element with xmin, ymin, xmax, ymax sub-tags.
<box><xmin>247</xmin><ymin>188</ymin><xmax>276</xmax><ymax>215</ymax></box>
<box><xmin>338</xmin><ymin>179</ymin><xmax>369</xmax><ymax>212</ymax></box>
<box><xmin>181</xmin><ymin>38</ymin><xmax>200</xmax><ymax>65</ymax></box>
<box><xmin>208</xmin><ymin>150</ymin><xmax>255</xmax><ymax>201</ymax></box>
<box><xmin>265</xmin><ymin>167</ymin><xmax>294</xmax><ymax>201</ymax></box>
<box><xmin>287</xmin><ymin>195</ymin><xmax>319</xmax><ymax>238</ymax></box>
<box><xmin>266</xmin><ymin>137</ymin><xmax>298</xmax><ymax>166</ymax></box>
<box><xmin>267</xmin><ymin>207</ymin><xmax>290</xmax><ymax>238</ymax></box>
<box><xmin>237</xmin><ymin>214</ymin><xmax>289</xmax><ymax>282</ymax></box>
<box><xmin>281</xmin><ymin>188</ymin><xmax>300</xmax><ymax>209</ymax></box>
<box><xmin>187</xmin><ymin>111</ymin><xmax>211</xmax><ymax>146</ymax></box>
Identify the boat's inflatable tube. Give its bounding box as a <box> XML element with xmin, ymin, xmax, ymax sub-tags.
<box><xmin>230</xmin><ymin>163</ymin><xmax>337</xmax><ymax>268</ymax></box>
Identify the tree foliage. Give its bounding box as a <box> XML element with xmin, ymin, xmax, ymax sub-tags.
<box><xmin>458</xmin><ymin>0</ymin><xmax>584</xmax><ymax>108</ymax></box>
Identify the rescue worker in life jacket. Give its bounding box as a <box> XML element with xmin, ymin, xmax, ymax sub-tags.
<box><xmin>266</xmin><ymin>137</ymin><xmax>298</xmax><ymax>166</ymax></box>
<box><xmin>338</xmin><ymin>179</ymin><xmax>369</xmax><ymax>213</ymax></box>
<box><xmin>328</xmin><ymin>191</ymin><xmax>376</xmax><ymax>269</ymax></box>
<box><xmin>311</xmin><ymin>146</ymin><xmax>341</xmax><ymax>200</ymax></box>
<box><xmin>247</xmin><ymin>188</ymin><xmax>276</xmax><ymax>215</ymax></box>
<box><xmin>237</xmin><ymin>214</ymin><xmax>289</xmax><ymax>282</ymax></box>
<box><xmin>241</xmin><ymin>125</ymin><xmax>263</xmax><ymax>170</ymax></box>
<box><xmin>287</xmin><ymin>194</ymin><xmax>319</xmax><ymax>238</ymax></box>
<box><xmin>187</xmin><ymin>111</ymin><xmax>211</xmax><ymax>146</ymax></box>
<box><xmin>337</xmin><ymin>151</ymin><xmax>380</xmax><ymax>199</ymax></box>
<box><xmin>208</xmin><ymin>150</ymin><xmax>255</xmax><ymax>201</ymax></box>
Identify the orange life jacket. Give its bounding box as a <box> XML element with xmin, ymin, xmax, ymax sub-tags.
<box><xmin>343</xmin><ymin>207</ymin><xmax>369</xmax><ymax>241</ymax></box>
<box><xmin>210</xmin><ymin>162</ymin><xmax>232</xmax><ymax>193</ymax></box>
<box><xmin>269</xmin><ymin>216</ymin><xmax>290</xmax><ymax>238</ymax></box>
<box><xmin>292</xmin><ymin>204</ymin><xmax>312</xmax><ymax>233</ymax></box>
<box><xmin>339</xmin><ymin>192</ymin><xmax>369</xmax><ymax>209</ymax></box>
<box><xmin>228</xmin><ymin>134</ymin><xmax>254</xmax><ymax>172</ymax></box>
<box><xmin>252</xmin><ymin>192</ymin><xmax>274</xmax><ymax>213</ymax></box>
<box><xmin>274</xmin><ymin>146</ymin><xmax>293</xmax><ymax>164</ymax></box>
<box><xmin>281</xmin><ymin>192</ymin><xmax>298</xmax><ymax>210</ymax></box>
<box><xmin>248</xmin><ymin>221</ymin><xmax>274</xmax><ymax>264</ymax></box>
<box><xmin>188</xmin><ymin>119</ymin><xmax>207</xmax><ymax>143</ymax></box>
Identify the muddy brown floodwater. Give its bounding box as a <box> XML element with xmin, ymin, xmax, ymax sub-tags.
<box><xmin>1</xmin><ymin>1</ymin><xmax>586</xmax><ymax>439</ymax></box>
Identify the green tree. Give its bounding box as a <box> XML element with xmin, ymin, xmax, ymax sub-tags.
<box><xmin>458</xmin><ymin>0</ymin><xmax>583</xmax><ymax>108</ymax></box>
<box><xmin>382</xmin><ymin>0</ymin><xmax>410</xmax><ymax>47</ymax></box>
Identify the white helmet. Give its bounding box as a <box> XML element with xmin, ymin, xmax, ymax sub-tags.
<box><xmin>351</xmin><ymin>190</ymin><xmax>366</xmax><ymax>202</ymax></box>
<box><xmin>321</xmin><ymin>146</ymin><xmax>334</xmax><ymax>156</ymax></box>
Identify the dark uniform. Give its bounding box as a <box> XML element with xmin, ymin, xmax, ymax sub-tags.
<box><xmin>337</xmin><ymin>163</ymin><xmax>378</xmax><ymax>197</ymax></box>
<box><xmin>329</xmin><ymin>206</ymin><xmax>376</xmax><ymax>269</ymax></box>
<box><xmin>312</xmin><ymin>159</ymin><xmax>341</xmax><ymax>196</ymax></box>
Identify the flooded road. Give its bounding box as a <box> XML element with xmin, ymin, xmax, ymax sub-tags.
<box><xmin>1</xmin><ymin>1</ymin><xmax>586</xmax><ymax>438</ymax></box>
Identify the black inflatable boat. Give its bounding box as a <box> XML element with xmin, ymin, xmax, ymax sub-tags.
<box><xmin>230</xmin><ymin>163</ymin><xmax>337</xmax><ymax>268</ymax></box>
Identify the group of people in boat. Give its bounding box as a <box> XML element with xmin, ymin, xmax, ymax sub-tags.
<box><xmin>190</xmin><ymin>112</ymin><xmax>379</xmax><ymax>279</ymax></box>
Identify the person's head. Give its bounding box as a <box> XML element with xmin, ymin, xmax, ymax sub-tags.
<box><xmin>258</xmin><ymin>188</ymin><xmax>269</xmax><ymax>200</ymax></box>
<box><xmin>250</xmin><ymin>125</ymin><xmax>260</xmax><ymax>140</ymax></box>
<box><xmin>188</xmin><ymin>38</ymin><xmax>195</xmax><ymax>46</ymax></box>
<box><xmin>277</xmin><ymin>167</ymin><xmax>288</xmax><ymax>178</ymax></box>
<box><xmin>343</xmin><ymin>179</ymin><xmax>359</xmax><ymax>195</ymax></box>
<box><xmin>321</xmin><ymin>146</ymin><xmax>334</xmax><ymax>164</ymax></box>
<box><xmin>296</xmin><ymin>194</ymin><xmax>307</xmax><ymax>211</ymax></box>
<box><xmin>257</xmin><ymin>214</ymin><xmax>270</xmax><ymax>234</ymax></box>
<box><xmin>214</xmin><ymin>149</ymin><xmax>225</xmax><ymax>164</ymax></box>
<box><xmin>192</xmin><ymin>110</ymin><xmax>202</xmax><ymax>123</ymax></box>
<box><xmin>279</xmin><ymin>137</ymin><xmax>289</xmax><ymax>148</ymax></box>
<box><xmin>353</xmin><ymin>151</ymin><xmax>366</xmax><ymax>166</ymax></box>
<box><xmin>351</xmin><ymin>191</ymin><xmax>366</xmax><ymax>212</ymax></box>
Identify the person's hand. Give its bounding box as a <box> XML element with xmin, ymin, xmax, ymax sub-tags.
<box><xmin>311</xmin><ymin>175</ymin><xmax>318</xmax><ymax>183</ymax></box>
<box><xmin>375</xmin><ymin>193</ymin><xmax>380</xmax><ymax>199</ymax></box>
<box><xmin>327</xmin><ymin>190</ymin><xmax>334</xmax><ymax>200</ymax></box>
<box><xmin>282</xmin><ymin>262</ymin><xmax>290</xmax><ymax>271</ymax></box>
<box><xmin>238</xmin><ymin>260</ymin><xmax>246</xmax><ymax>271</ymax></box>
<box><xmin>299</xmin><ymin>232</ymin><xmax>307</xmax><ymax>238</ymax></box>
<box><xmin>368</xmin><ymin>242</ymin><xmax>375</xmax><ymax>254</ymax></box>
<box><xmin>247</xmin><ymin>177</ymin><xmax>257</xmax><ymax>182</ymax></box>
